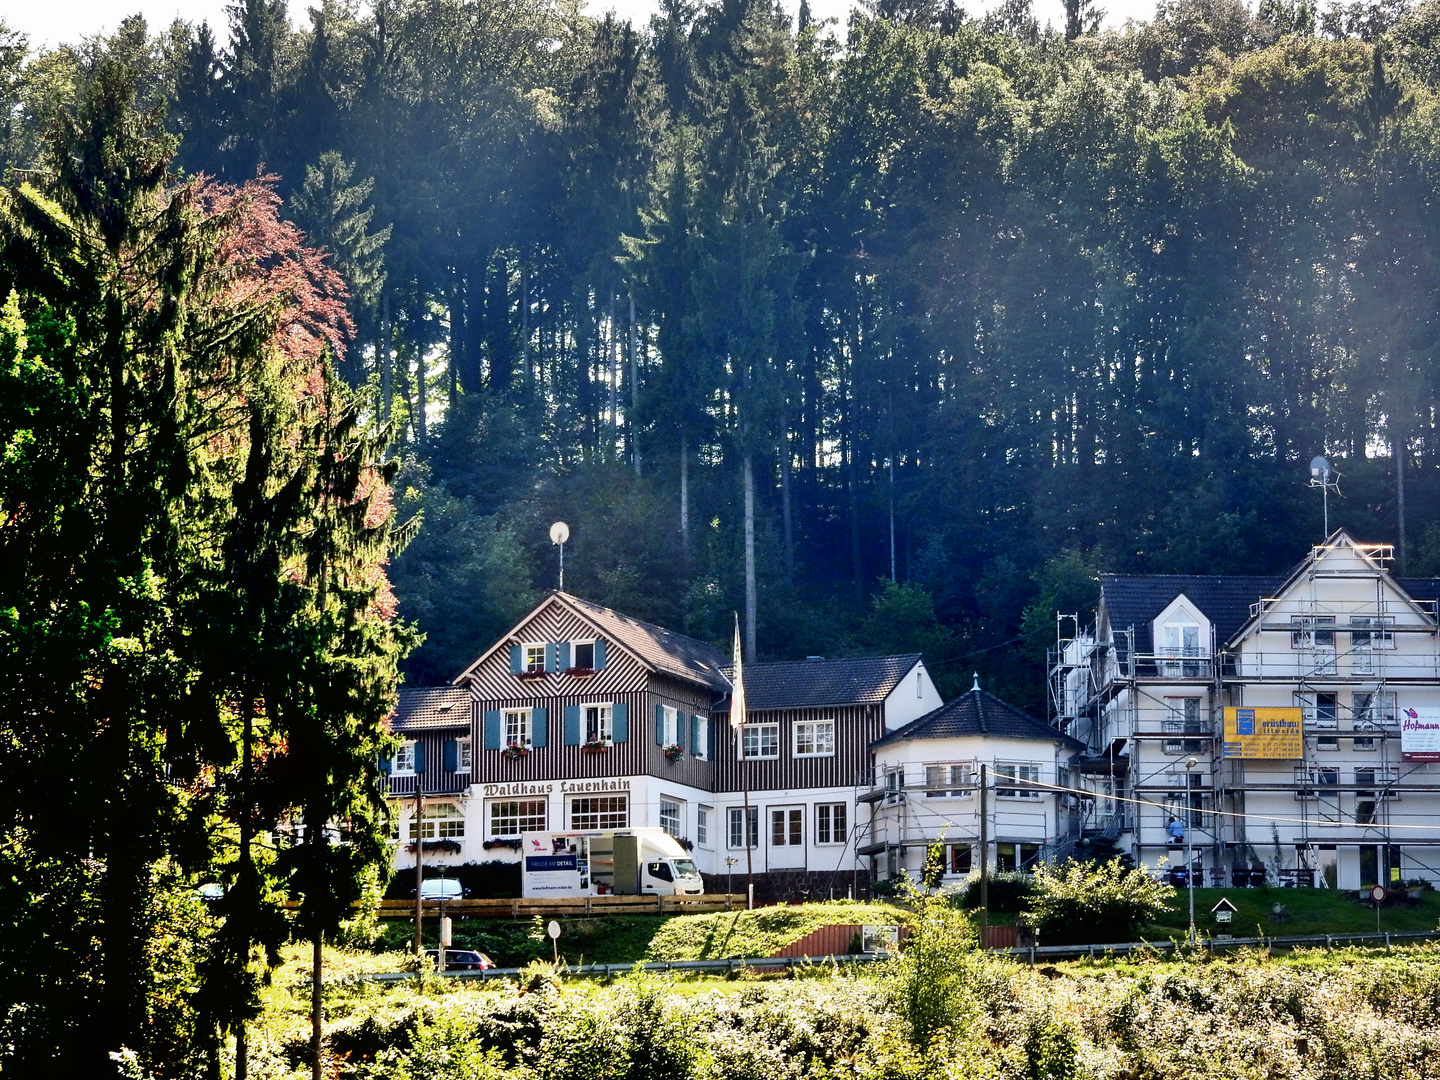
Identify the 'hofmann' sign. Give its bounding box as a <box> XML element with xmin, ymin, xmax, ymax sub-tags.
<box><xmin>1223</xmin><ymin>707</ymin><xmax>1302</xmax><ymax>759</ymax></box>
<box><xmin>1401</xmin><ymin>707</ymin><xmax>1440</xmax><ymax>762</ymax></box>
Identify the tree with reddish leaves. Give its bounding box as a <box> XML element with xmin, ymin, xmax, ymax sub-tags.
<box><xmin>0</xmin><ymin>58</ymin><xmax>411</xmax><ymax>1079</ymax></box>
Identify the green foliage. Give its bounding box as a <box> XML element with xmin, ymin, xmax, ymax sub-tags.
<box><xmin>956</xmin><ymin>871</ymin><xmax>1035</xmax><ymax>912</ymax></box>
<box><xmin>370</xmin><ymin>1008</ymin><xmax>508</xmax><ymax>1080</ymax></box>
<box><xmin>1023</xmin><ymin>859</ymin><xmax>1177</xmax><ymax>945</ymax></box>
<box><xmin>646</xmin><ymin>902</ymin><xmax>913</xmax><ymax>961</ymax></box>
<box><xmin>888</xmin><ymin>852</ymin><xmax>978</xmax><ymax>1047</ymax></box>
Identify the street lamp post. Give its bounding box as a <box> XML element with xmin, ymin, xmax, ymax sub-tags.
<box><xmin>1185</xmin><ymin>756</ymin><xmax>1198</xmax><ymax>944</ymax></box>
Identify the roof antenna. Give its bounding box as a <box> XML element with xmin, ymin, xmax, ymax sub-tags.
<box><xmin>972</xmin><ymin>672</ymin><xmax>981</xmax><ymax>692</ymax></box>
<box><xmin>549</xmin><ymin>521</ymin><xmax>569</xmax><ymax>591</ymax></box>
<box><xmin>1308</xmin><ymin>456</ymin><xmax>1337</xmax><ymax>540</ymax></box>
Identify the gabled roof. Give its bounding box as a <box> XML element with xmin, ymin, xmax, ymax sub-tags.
<box><xmin>874</xmin><ymin>687</ymin><xmax>1085</xmax><ymax>750</ymax></box>
<box><xmin>393</xmin><ymin>687</ymin><xmax>470</xmax><ymax>730</ymax></box>
<box><xmin>563</xmin><ymin>594</ymin><xmax>731</xmax><ymax>692</ymax></box>
<box><xmin>721</xmin><ymin>654</ymin><xmax>921</xmax><ymax>712</ymax></box>
<box><xmin>1100</xmin><ymin>573</ymin><xmax>1283</xmax><ymax>659</ymax></box>
<box><xmin>453</xmin><ymin>592</ymin><xmax>731</xmax><ymax>693</ymax></box>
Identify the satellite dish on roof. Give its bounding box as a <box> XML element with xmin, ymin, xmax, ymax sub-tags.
<box><xmin>1308</xmin><ymin>456</ymin><xmax>1338</xmax><ymax>539</ymax></box>
<box><xmin>1309</xmin><ymin>456</ymin><xmax>1331</xmax><ymax>483</ymax></box>
<box><xmin>550</xmin><ymin>521</ymin><xmax>569</xmax><ymax>545</ymax></box>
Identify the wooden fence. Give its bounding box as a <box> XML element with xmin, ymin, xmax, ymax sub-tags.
<box><xmin>351</xmin><ymin>894</ymin><xmax>747</xmax><ymax>918</ymax></box>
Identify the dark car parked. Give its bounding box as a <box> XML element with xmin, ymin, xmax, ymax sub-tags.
<box><xmin>424</xmin><ymin>949</ymin><xmax>494</xmax><ymax>971</ymax></box>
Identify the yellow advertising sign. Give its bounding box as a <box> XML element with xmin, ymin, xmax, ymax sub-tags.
<box><xmin>1222</xmin><ymin>707</ymin><xmax>1303</xmax><ymax>760</ymax></box>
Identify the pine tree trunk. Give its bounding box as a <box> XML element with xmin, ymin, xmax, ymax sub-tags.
<box><xmin>380</xmin><ymin>288</ymin><xmax>392</xmax><ymax>424</ymax></box>
<box><xmin>1398</xmin><ymin>433</ymin><xmax>1408</xmax><ymax>573</ymax></box>
<box><xmin>415</xmin><ymin>304</ymin><xmax>427</xmax><ymax>443</ymax></box>
<box><xmin>680</xmin><ymin>426</ymin><xmax>690</xmax><ymax>563</ymax></box>
<box><xmin>781</xmin><ymin>407</ymin><xmax>794</xmax><ymax>573</ymax></box>
<box><xmin>310</xmin><ymin>935</ymin><xmax>323</xmax><ymax>1080</ymax></box>
<box><xmin>629</xmin><ymin>291</ymin><xmax>640</xmax><ymax>474</ymax></box>
<box><xmin>744</xmin><ymin>453</ymin><xmax>757</xmax><ymax>661</ymax></box>
<box><xmin>608</xmin><ymin>293</ymin><xmax>618</xmax><ymax>460</ymax></box>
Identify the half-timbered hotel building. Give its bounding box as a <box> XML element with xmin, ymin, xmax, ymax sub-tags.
<box><xmin>385</xmin><ymin>590</ymin><xmax>959</xmax><ymax>898</ymax></box>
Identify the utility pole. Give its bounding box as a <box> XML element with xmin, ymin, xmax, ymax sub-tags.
<box><xmin>979</xmin><ymin>763</ymin><xmax>989</xmax><ymax>949</ymax></box>
<box><xmin>413</xmin><ymin>791</ymin><xmax>424</xmax><ymax>957</ymax></box>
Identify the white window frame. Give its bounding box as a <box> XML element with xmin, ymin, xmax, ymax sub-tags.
<box><xmin>694</xmin><ymin>716</ymin><xmax>710</xmax><ymax>761</ymax></box>
<box><xmin>583</xmin><ymin>703</ymin><xmax>613</xmax><ymax>744</ymax></box>
<box><xmin>741</xmin><ymin>723</ymin><xmax>779</xmax><ymax>760</ymax></box>
<box><xmin>659</xmin><ymin>798</ymin><xmax>682</xmax><ymax>837</ymax></box>
<box><xmin>697</xmin><ymin>805</ymin><xmax>711</xmax><ymax>848</ymax></box>
<box><xmin>393</xmin><ymin>740</ymin><xmax>417</xmax><ymax>776</ymax></box>
<box><xmin>456</xmin><ymin>737</ymin><xmax>472</xmax><ymax>773</ymax></box>
<box><xmin>504</xmin><ymin>708</ymin><xmax>532</xmax><ymax>748</ymax></box>
<box><xmin>410</xmin><ymin>800</ymin><xmax>465</xmax><ymax>839</ymax></box>
<box><xmin>569</xmin><ymin>795</ymin><xmax>628</xmax><ymax>830</ymax></box>
<box><xmin>995</xmin><ymin>762</ymin><xmax>1041</xmax><ymax>799</ymax></box>
<box><xmin>924</xmin><ymin>762</ymin><xmax>972</xmax><ymax>798</ymax></box>
<box><xmin>728</xmin><ymin>806</ymin><xmax>759</xmax><ymax>849</ymax></box>
<box><xmin>571</xmin><ymin>639</ymin><xmax>597</xmax><ymax>670</ymax></box>
<box><xmin>661</xmin><ymin>706</ymin><xmax>680</xmax><ymax>746</ymax></box>
<box><xmin>793</xmin><ymin>719</ymin><xmax>836</xmax><ymax>757</ymax></box>
<box><xmin>522</xmin><ymin>642</ymin><xmax>546</xmax><ymax>673</ymax></box>
<box><xmin>815</xmin><ymin>802</ymin><xmax>848</xmax><ymax>845</ymax></box>
<box><xmin>489</xmin><ymin>798</ymin><xmax>547</xmax><ymax>837</ymax></box>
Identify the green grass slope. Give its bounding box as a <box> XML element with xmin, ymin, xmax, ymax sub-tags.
<box><xmin>646</xmin><ymin>901</ymin><xmax>913</xmax><ymax>961</ymax></box>
<box><xmin>1143</xmin><ymin>887</ymin><xmax>1440</xmax><ymax>940</ymax></box>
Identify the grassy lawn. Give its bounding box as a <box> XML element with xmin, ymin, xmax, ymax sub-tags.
<box><xmin>1142</xmin><ymin>886</ymin><xmax>1440</xmax><ymax>940</ymax></box>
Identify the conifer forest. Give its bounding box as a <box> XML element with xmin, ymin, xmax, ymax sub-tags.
<box><xmin>5</xmin><ymin>0</ymin><xmax>1440</xmax><ymax>1074</ymax></box>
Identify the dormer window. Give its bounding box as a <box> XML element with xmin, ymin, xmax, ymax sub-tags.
<box><xmin>1161</xmin><ymin>621</ymin><xmax>1203</xmax><ymax>676</ymax></box>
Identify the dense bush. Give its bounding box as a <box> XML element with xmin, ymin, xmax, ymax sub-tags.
<box><xmin>1022</xmin><ymin>859</ymin><xmax>1175</xmax><ymax>945</ymax></box>
<box><xmin>955</xmin><ymin>871</ymin><xmax>1034</xmax><ymax>913</ymax></box>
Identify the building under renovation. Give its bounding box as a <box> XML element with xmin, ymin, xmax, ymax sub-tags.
<box><xmin>1050</xmin><ymin>531</ymin><xmax>1440</xmax><ymax>890</ymax></box>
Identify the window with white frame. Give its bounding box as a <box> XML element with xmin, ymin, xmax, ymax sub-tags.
<box><xmin>1354</xmin><ymin>691</ymin><xmax>1397</xmax><ymax>725</ymax></box>
<box><xmin>522</xmin><ymin>643</ymin><xmax>546</xmax><ymax>673</ymax></box>
<box><xmin>741</xmin><ymin>723</ymin><xmax>779</xmax><ymax>759</ymax></box>
<box><xmin>410</xmin><ymin>801</ymin><xmax>465</xmax><ymax>839</ymax></box>
<box><xmin>925</xmin><ymin>763</ymin><xmax>971</xmax><ymax>797</ymax></box>
<box><xmin>504</xmin><ymin>709</ymin><xmax>531</xmax><ymax>747</ymax></box>
<box><xmin>794</xmin><ymin>720</ymin><xmax>835</xmax><ymax>757</ymax></box>
<box><xmin>456</xmin><ymin>737</ymin><xmax>472</xmax><ymax>773</ymax></box>
<box><xmin>995</xmin><ymin>762</ymin><xmax>1040</xmax><ymax>798</ymax></box>
<box><xmin>1163</xmin><ymin>697</ymin><xmax>1205</xmax><ymax>754</ymax></box>
<box><xmin>660</xmin><ymin>798</ymin><xmax>682</xmax><ymax>837</ymax></box>
<box><xmin>661</xmin><ymin>706</ymin><xmax>679</xmax><ymax>746</ymax></box>
<box><xmin>815</xmin><ymin>802</ymin><xmax>847</xmax><ymax>844</ymax></box>
<box><xmin>728</xmin><ymin>806</ymin><xmax>759</xmax><ymax>848</ymax></box>
<box><xmin>570</xmin><ymin>796</ymin><xmax>628</xmax><ymax>830</ymax></box>
<box><xmin>1351</xmin><ymin>616</ymin><xmax>1394</xmax><ymax>651</ymax></box>
<box><xmin>584</xmin><ymin>704</ymin><xmax>612</xmax><ymax>743</ymax></box>
<box><xmin>489</xmin><ymin>799</ymin><xmax>546</xmax><ymax>837</ymax></box>
<box><xmin>883</xmin><ymin>767</ymin><xmax>904</xmax><ymax>806</ymax></box>
<box><xmin>697</xmin><ymin>806</ymin><xmax>711</xmax><ymax>847</ymax></box>
<box><xmin>572</xmin><ymin>640</ymin><xmax>596</xmax><ymax>669</ymax></box>
<box><xmin>393</xmin><ymin>741</ymin><xmax>417</xmax><ymax>775</ymax></box>
<box><xmin>1161</xmin><ymin>620</ymin><xmax>1203</xmax><ymax>675</ymax></box>
<box><xmin>694</xmin><ymin>715</ymin><xmax>710</xmax><ymax>760</ymax></box>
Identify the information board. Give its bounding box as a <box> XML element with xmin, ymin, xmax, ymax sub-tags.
<box><xmin>1400</xmin><ymin>707</ymin><xmax>1440</xmax><ymax>762</ymax></box>
<box><xmin>1222</xmin><ymin>707</ymin><xmax>1302</xmax><ymax>759</ymax></box>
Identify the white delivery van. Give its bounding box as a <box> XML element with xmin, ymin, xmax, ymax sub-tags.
<box><xmin>519</xmin><ymin>828</ymin><xmax>703</xmax><ymax>897</ymax></box>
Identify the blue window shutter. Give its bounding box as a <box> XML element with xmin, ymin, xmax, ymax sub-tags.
<box><xmin>532</xmin><ymin>708</ymin><xmax>548</xmax><ymax>747</ymax></box>
<box><xmin>560</xmin><ymin>641</ymin><xmax>572</xmax><ymax>670</ymax></box>
<box><xmin>546</xmin><ymin>642</ymin><xmax>558</xmax><ymax>673</ymax></box>
<box><xmin>594</xmin><ymin>639</ymin><xmax>607</xmax><ymax>669</ymax></box>
<box><xmin>413</xmin><ymin>741</ymin><xmax>427</xmax><ymax>774</ymax></box>
<box><xmin>510</xmin><ymin>644</ymin><xmax>522</xmax><ymax>674</ymax></box>
<box><xmin>655</xmin><ymin>704</ymin><xmax>666</xmax><ymax>745</ymax></box>
<box><xmin>564</xmin><ymin>706</ymin><xmax>581</xmax><ymax>745</ymax></box>
<box><xmin>484</xmin><ymin>711</ymin><xmax>501</xmax><ymax>750</ymax></box>
<box><xmin>379</xmin><ymin>753</ymin><xmax>392</xmax><ymax>776</ymax></box>
<box><xmin>612</xmin><ymin>702</ymin><xmax>628</xmax><ymax>743</ymax></box>
<box><xmin>443</xmin><ymin>740</ymin><xmax>457</xmax><ymax>771</ymax></box>
<box><xmin>691</xmin><ymin>714</ymin><xmax>701</xmax><ymax>755</ymax></box>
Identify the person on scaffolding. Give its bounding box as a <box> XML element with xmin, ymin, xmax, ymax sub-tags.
<box><xmin>1167</xmin><ymin>816</ymin><xmax>1186</xmax><ymax>846</ymax></box>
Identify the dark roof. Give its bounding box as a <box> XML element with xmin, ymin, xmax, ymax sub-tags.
<box><xmin>722</xmin><ymin>654</ymin><xmax>922</xmax><ymax>712</ymax></box>
<box><xmin>1099</xmin><ymin>574</ymin><xmax>1284</xmax><ymax>658</ymax></box>
<box><xmin>1399</xmin><ymin>579</ymin><xmax>1440</xmax><ymax>605</ymax></box>
<box><xmin>874</xmin><ymin>688</ymin><xmax>1085</xmax><ymax>750</ymax></box>
<box><xmin>562</xmin><ymin>594</ymin><xmax>731</xmax><ymax>693</ymax></box>
<box><xmin>393</xmin><ymin>687</ymin><xmax>470</xmax><ymax>730</ymax></box>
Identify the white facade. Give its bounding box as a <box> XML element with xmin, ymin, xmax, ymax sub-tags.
<box><xmin>1054</xmin><ymin>534</ymin><xmax>1440</xmax><ymax>889</ymax></box>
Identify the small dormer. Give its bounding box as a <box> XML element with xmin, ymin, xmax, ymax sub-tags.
<box><xmin>1152</xmin><ymin>594</ymin><xmax>1211</xmax><ymax>677</ymax></box>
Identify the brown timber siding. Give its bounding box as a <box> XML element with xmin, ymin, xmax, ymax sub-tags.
<box><xmin>384</xmin><ymin>725</ymin><xmax>471</xmax><ymax>796</ymax></box>
<box><xmin>713</xmin><ymin>704</ymin><xmax>882</xmax><ymax>793</ymax></box>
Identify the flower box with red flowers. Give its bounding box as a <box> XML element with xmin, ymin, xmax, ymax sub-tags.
<box><xmin>581</xmin><ymin>740</ymin><xmax>610</xmax><ymax>754</ymax></box>
<box><xmin>501</xmin><ymin>743</ymin><xmax>530</xmax><ymax>760</ymax></box>
<box><xmin>516</xmin><ymin>666</ymin><xmax>547</xmax><ymax>681</ymax></box>
<box><xmin>662</xmin><ymin>743</ymin><xmax>685</xmax><ymax>763</ymax></box>
<box><xmin>565</xmin><ymin>666</ymin><xmax>598</xmax><ymax>678</ymax></box>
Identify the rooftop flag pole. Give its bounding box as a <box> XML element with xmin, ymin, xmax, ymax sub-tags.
<box><xmin>732</xmin><ymin>614</ymin><xmax>754</xmax><ymax>907</ymax></box>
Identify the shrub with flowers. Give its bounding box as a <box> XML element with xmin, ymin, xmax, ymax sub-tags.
<box><xmin>662</xmin><ymin>743</ymin><xmax>684</xmax><ymax>763</ymax></box>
